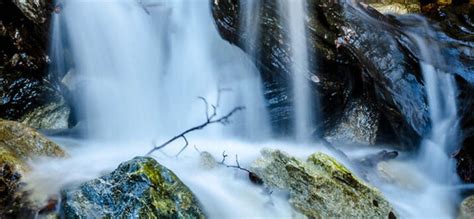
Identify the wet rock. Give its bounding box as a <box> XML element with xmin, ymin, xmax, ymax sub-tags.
<box><xmin>211</xmin><ymin>0</ymin><xmax>430</xmax><ymax>147</ymax></box>
<box><xmin>0</xmin><ymin>119</ymin><xmax>66</xmax><ymax>218</ymax></box>
<box><xmin>358</xmin><ymin>150</ymin><xmax>399</xmax><ymax>167</ymax></box>
<box><xmin>20</xmin><ymin>97</ymin><xmax>70</xmax><ymax>130</ymax></box>
<box><xmin>199</xmin><ymin>151</ymin><xmax>217</xmax><ymax>169</ymax></box>
<box><xmin>459</xmin><ymin>195</ymin><xmax>474</xmax><ymax>219</ymax></box>
<box><xmin>1</xmin><ymin>0</ymin><xmax>69</xmax><ymax>126</ymax></box>
<box><xmin>12</xmin><ymin>0</ymin><xmax>51</xmax><ymax>24</ymax></box>
<box><xmin>376</xmin><ymin>161</ymin><xmax>423</xmax><ymax>190</ymax></box>
<box><xmin>251</xmin><ymin>148</ymin><xmax>395</xmax><ymax>218</ymax></box>
<box><xmin>325</xmin><ymin>97</ymin><xmax>380</xmax><ymax>145</ymax></box>
<box><xmin>368</xmin><ymin>3</ymin><xmax>420</xmax><ymax>14</ymax></box>
<box><xmin>61</xmin><ymin>156</ymin><xmax>205</xmax><ymax>218</ymax></box>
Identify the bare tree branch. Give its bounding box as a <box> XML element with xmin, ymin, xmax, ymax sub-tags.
<box><xmin>146</xmin><ymin>90</ymin><xmax>244</xmax><ymax>156</ymax></box>
<box><xmin>174</xmin><ymin>136</ymin><xmax>189</xmax><ymax>157</ymax></box>
<box><xmin>217</xmin><ymin>151</ymin><xmax>264</xmax><ymax>185</ymax></box>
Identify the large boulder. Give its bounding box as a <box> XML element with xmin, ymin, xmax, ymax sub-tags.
<box><xmin>0</xmin><ymin>119</ymin><xmax>66</xmax><ymax>218</ymax></box>
<box><xmin>251</xmin><ymin>148</ymin><xmax>395</xmax><ymax>218</ymax></box>
<box><xmin>61</xmin><ymin>156</ymin><xmax>205</xmax><ymax>218</ymax></box>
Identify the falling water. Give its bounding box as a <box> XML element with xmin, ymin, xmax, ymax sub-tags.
<box><xmin>278</xmin><ymin>0</ymin><xmax>314</xmax><ymax>141</ymax></box>
<box><xmin>367</xmin><ymin>16</ymin><xmax>461</xmax><ymax>218</ymax></box>
<box><xmin>58</xmin><ymin>0</ymin><xmax>271</xmax><ymax>141</ymax></box>
<box><xmin>411</xmin><ymin>16</ymin><xmax>460</xmax><ymax>216</ymax></box>
<box><xmin>30</xmin><ymin>0</ymin><xmax>282</xmax><ymax>217</ymax></box>
<box><xmin>238</xmin><ymin>0</ymin><xmax>272</xmax><ymax>140</ymax></box>
<box><xmin>48</xmin><ymin>13</ymin><xmax>65</xmax><ymax>79</ymax></box>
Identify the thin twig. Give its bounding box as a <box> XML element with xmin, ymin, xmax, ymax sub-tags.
<box><xmin>146</xmin><ymin>92</ymin><xmax>245</xmax><ymax>156</ymax></box>
<box><xmin>218</xmin><ymin>151</ymin><xmax>252</xmax><ymax>173</ymax></box>
<box><xmin>174</xmin><ymin>136</ymin><xmax>189</xmax><ymax>157</ymax></box>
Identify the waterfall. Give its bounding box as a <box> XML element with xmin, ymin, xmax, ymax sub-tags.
<box><xmin>278</xmin><ymin>0</ymin><xmax>315</xmax><ymax>141</ymax></box>
<box><xmin>48</xmin><ymin>13</ymin><xmax>65</xmax><ymax>80</ymax></box>
<box><xmin>57</xmin><ymin>0</ymin><xmax>271</xmax><ymax>142</ymax></box>
<box><xmin>407</xmin><ymin>16</ymin><xmax>460</xmax><ymax>216</ymax></box>
<box><xmin>239</xmin><ymin>0</ymin><xmax>272</xmax><ymax>140</ymax></box>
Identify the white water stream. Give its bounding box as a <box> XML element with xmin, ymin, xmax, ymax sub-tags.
<box><xmin>24</xmin><ymin>1</ymin><xmax>462</xmax><ymax>218</ymax></box>
<box><xmin>278</xmin><ymin>0</ymin><xmax>315</xmax><ymax>142</ymax></box>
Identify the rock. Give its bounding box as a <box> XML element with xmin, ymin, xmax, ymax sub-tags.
<box><xmin>368</xmin><ymin>3</ymin><xmax>420</xmax><ymax>14</ymax></box>
<box><xmin>251</xmin><ymin>148</ymin><xmax>395</xmax><ymax>218</ymax></box>
<box><xmin>61</xmin><ymin>156</ymin><xmax>205</xmax><ymax>218</ymax></box>
<box><xmin>20</xmin><ymin>97</ymin><xmax>70</xmax><ymax>130</ymax></box>
<box><xmin>211</xmin><ymin>0</ymin><xmax>430</xmax><ymax>147</ymax></box>
<box><xmin>459</xmin><ymin>195</ymin><xmax>474</xmax><ymax>219</ymax></box>
<box><xmin>0</xmin><ymin>119</ymin><xmax>66</xmax><ymax>218</ymax></box>
<box><xmin>324</xmin><ymin>97</ymin><xmax>380</xmax><ymax>145</ymax></box>
<box><xmin>376</xmin><ymin>161</ymin><xmax>423</xmax><ymax>190</ymax></box>
<box><xmin>199</xmin><ymin>151</ymin><xmax>217</xmax><ymax>169</ymax></box>
<box><xmin>12</xmin><ymin>0</ymin><xmax>51</xmax><ymax>24</ymax></box>
<box><xmin>358</xmin><ymin>150</ymin><xmax>399</xmax><ymax>167</ymax></box>
<box><xmin>1</xmin><ymin>0</ymin><xmax>70</xmax><ymax>126</ymax></box>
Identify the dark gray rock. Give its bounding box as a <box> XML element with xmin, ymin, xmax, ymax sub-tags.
<box><xmin>0</xmin><ymin>0</ymin><xmax>70</xmax><ymax>127</ymax></box>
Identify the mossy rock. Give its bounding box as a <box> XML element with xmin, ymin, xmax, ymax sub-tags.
<box><xmin>0</xmin><ymin>119</ymin><xmax>67</xmax><ymax>218</ymax></box>
<box><xmin>61</xmin><ymin>156</ymin><xmax>205</xmax><ymax>219</ymax></box>
<box><xmin>251</xmin><ymin>148</ymin><xmax>396</xmax><ymax>218</ymax></box>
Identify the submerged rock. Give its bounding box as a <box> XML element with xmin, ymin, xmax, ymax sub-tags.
<box><xmin>0</xmin><ymin>119</ymin><xmax>66</xmax><ymax>218</ymax></box>
<box><xmin>199</xmin><ymin>151</ymin><xmax>217</xmax><ymax>170</ymax></box>
<box><xmin>251</xmin><ymin>148</ymin><xmax>395</xmax><ymax>218</ymax></box>
<box><xmin>61</xmin><ymin>156</ymin><xmax>205</xmax><ymax>218</ymax></box>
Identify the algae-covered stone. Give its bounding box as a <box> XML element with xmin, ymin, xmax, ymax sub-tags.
<box><xmin>0</xmin><ymin>119</ymin><xmax>67</xmax><ymax>218</ymax></box>
<box><xmin>61</xmin><ymin>156</ymin><xmax>205</xmax><ymax>218</ymax></box>
<box><xmin>251</xmin><ymin>148</ymin><xmax>395</xmax><ymax>219</ymax></box>
<box><xmin>0</xmin><ymin>119</ymin><xmax>67</xmax><ymax>174</ymax></box>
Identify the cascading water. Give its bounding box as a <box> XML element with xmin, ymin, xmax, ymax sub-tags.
<box><xmin>362</xmin><ymin>15</ymin><xmax>461</xmax><ymax>218</ymax></box>
<box><xmin>26</xmin><ymin>0</ymin><xmax>291</xmax><ymax>217</ymax></box>
<box><xmin>410</xmin><ymin>16</ymin><xmax>460</xmax><ymax>216</ymax></box>
<box><xmin>48</xmin><ymin>13</ymin><xmax>65</xmax><ymax>80</ymax></box>
<box><xmin>20</xmin><ymin>0</ymin><xmax>467</xmax><ymax>218</ymax></box>
<box><xmin>278</xmin><ymin>0</ymin><xmax>315</xmax><ymax>142</ymax></box>
<box><xmin>58</xmin><ymin>0</ymin><xmax>271</xmax><ymax>141</ymax></box>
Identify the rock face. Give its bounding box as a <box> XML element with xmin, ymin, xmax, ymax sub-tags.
<box><xmin>211</xmin><ymin>0</ymin><xmax>430</xmax><ymax>147</ymax></box>
<box><xmin>61</xmin><ymin>156</ymin><xmax>205</xmax><ymax>218</ymax></box>
<box><xmin>212</xmin><ymin>0</ymin><xmax>474</xmax><ymax>179</ymax></box>
<box><xmin>1</xmin><ymin>0</ymin><xmax>71</xmax><ymax>128</ymax></box>
<box><xmin>251</xmin><ymin>149</ymin><xmax>395</xmax><ymax>218</ymax></box>
<box><xmin>0</xmin><ymin>119</ymin><xmax>66</xmax><ymax>218</ymax></box>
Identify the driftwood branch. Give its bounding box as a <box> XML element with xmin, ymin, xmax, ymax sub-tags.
<box><xmin>146</xmin><ymin>90</ymin><xmax>244</xmax><ymax>156</ymax></box>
